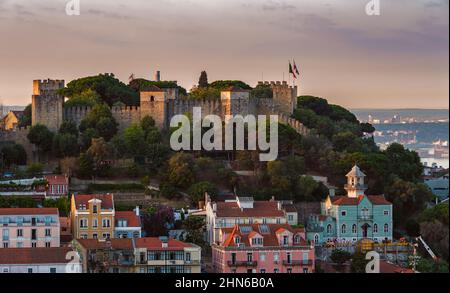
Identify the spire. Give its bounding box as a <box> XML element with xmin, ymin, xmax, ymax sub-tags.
<box><xmin>345</xmin><ymin>165</ymin><xmax>367</xmax><ymax>198</ymax></box>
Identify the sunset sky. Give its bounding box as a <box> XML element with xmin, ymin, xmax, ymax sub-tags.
<box><xmin>0</xmin><ymin>0</ymin><xmax>448</xmax><ymax>109</ymax></box>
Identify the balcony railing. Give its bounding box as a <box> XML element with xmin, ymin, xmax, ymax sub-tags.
<box><xmin>282</xmin><ymin>260</ymin><xmax>313</xmax><ymax>266</ymax></box>
<box><xmin>358</xmin><ymin>215</ymin><xmax>373</xmax><ymax>221</ymax></box>
<box><xmin>227</xmin><ymin>261</ymin><xmax>258</xmax><ymax>267</ymax></box>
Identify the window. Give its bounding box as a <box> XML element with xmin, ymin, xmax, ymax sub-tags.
<box><xmin>303</xmin><ymin>268</ymin><xmax>309</xmax><ymax>273</ymax></box>
<box><xmin>93</xmin><ymin>233</ymin><xmax>98</xmax><ymax>239</ymax></box>
<box><xmin>31</xmin><ymin>242</ymin><xmax>37</xmax><ymax>248</ymax></box>
<box><xmin>287</xmin><ymin>268</ymin><xmax>292</xmax><ymax>273</ymax></box>
<box><xmin>260</xmin><ymin>252</ymin><xmax>266</xmax><ymax>262</ymax></box>
<box><xmin>231</xmin><ymin>253</ymin><xmax>236</xmax><ymax>265</ymax></box>
<box><xmin>373</xmin><ymin>224</ymin><xmax>378</xmax><ymax>233</ymax></box>
<box><xmin>92</xmin><ymin>219</ymin><xmax>98</xmax><ymax>228</ymax></box>
<box><xmin>27</xmin><ymin>268</ymin><xmax>33</xmax><ymax>273</ymax></box>
<box><xmin>286</xmin><ymin>252</ymin><xmax>292</xmax><ymax>264</ymax></box>
<box><xmin>45</xmin><ymin>229</ymin><xmax>51</xmax><ymax>237</ymax></box>
<box><xmin>50</xmin><ymin>268</ymin><xmax>56</xmax><ymax>273</ymax></box>
<box><xmin>3</xmin><ymin>242</ymin><xmax>8</xmax><ymax>248</ymax></box>
<box><xmin>2</xmin><ymin>229</ymin><xmax>9</xmax><ymax>241</ymax></box>
<box><xmin>251</xmin><ymin>237</ymin><xmax>263</xmax><ymax>246</ymax></box>
<box><xmin>31</xmin><ymin>229</ymin><xmax>37</xmax><ymax>240</ymax></box>
<box><xmin>93</xmin><ymin>205</ymin><xmax>98</xmax><ymax>214</ymax></box>
<box><xmin>16</xmin><ymin>242</ymin><xmax>23</xmax><ymax>248</ymax></box>
<box><xmin>80</xmin><ymin>218</ymin><xmax>88</xmax><ymax>228</ymax></box>
<box><xmin>274</xmin><ymin>252</ymin><xmax>280</xmax><ymax>262</ymax></box>
<box><xmin>384</xmin><ymin>224</ymin><xmax>389</xmax><ymax>233</ymax></box>
<box><xmin>17</xmin><ymin>229</ymin><xmax>23</xmax><ymax>237</ymax></box>
<box><xmin>44</xmin><ymin>216</ymin><xmax>51</xmax><ymax>226</ymax></box>
<box><xmin>103</xmin><ymin>233</ymin><xmax>110</xmax><ymax>239</ymax></box>
<box><xmin>117</xmin><ymin>219</ymin><xmax>127</xmax><ymax>227</ymax></box>
<box><xmin>45</xmin><ymin>242</ymin><xmax>51</xmax><ymax>248</ymax></box>
<box><xmin>185</xmin><ymin>252</ymin><xmax>191</xmax><ymax>262</ymax></box>
<box><xmin>260</xmin><ymin>269</ymin><xmax>266</xmax><ymax>273</ymax></box>
<box><xmin>102</xmin><ymin>218</ymin><xmax>111</xmax><ymax>228</ymax></box>
<box><xmin>341</xmin><ymin>224</ymin><xmax>346</xmax><ymax>234</ymax></box>
<box><xmin>314</xmin><ymin>234</ymin><xmax>319</xmax><ymax>244</ymax></box>
<box><xmin>341</xmin><ymin>210</ymin><xmax>347</xmax><ymax>217</ymax></box>
<box><xmin>81</xmin><ymin>234</ymin><xmax>88</xmax><ymax>239</ymax></box>
<box><xmin>2</xmin><ymin>268</ymin><xmax>9</xmax><ymax>273</ymax></box>
<box><xmin>150</xmin><ymin>96</ymin><xmax>155</xmax><ymax>102</ymax></box>
<box><xmin>247</xmin><ymin>253</ymin><xmax>253</xmax><ymax>263</ymax></box>
<box><xmin>288</xmin><ymin>215</ymin><xmax>294</xmax><ymax>221</ymax></box>
<box><xmin>283</xmin><ymin>235</ymin><xmax>289</xmax><ymax>245</ymax></box>
<box><xmin>234</xmin><ymin>236</ymin><xmax>240</xmax><ymax>244</ymax></box>
<box><xmin>384</xmin><ymin>210</ymin><xmax>389</xmax><ymax>216</ymax></box>
<box><xmin>327</xmin><ymin>224</ymin><xmax>332</xmax><ymax>234</ymax></box>
<box><xmin>352</xmin><ymin>224</ymin><xmax>357</xmax><ymax>234</ymax></box>
<box><xmin>294</xmin><ymin>235</ymin><xmax>301</xmax><ymax>244</ymax></box>
<box><xmin>274</xmin><ymin>268</ymin><xmax>279</xmax><ymax>273</ymax></box>
<box><xmin>31</xmin><ymin>218</ymin><xmax>36</xmax><ymax>226</ymax></box>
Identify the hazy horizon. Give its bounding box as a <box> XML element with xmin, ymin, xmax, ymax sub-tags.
<box><xmin>0</xmin><ymin>0</ymin><xmax>448</xmax><ymax>109</ymax></box>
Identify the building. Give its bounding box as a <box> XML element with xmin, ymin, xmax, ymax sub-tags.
<box><xmin>70</xmin><ymin>194</ymin><xmax>115</xmax><ymax>240</ymax></box>
<box><xmin>0</xmin><ymin>247</ymin><xmax>81</xmax><ymax>273</ymax></box>
<box><xmin>206</xmin><ymin>194</ymin><xmax>297</xmax><ymax>244</ymax></box>
<box><xmin>0</xmin><ymin>111</ymin><xmax>24</xmax><ymax>130</ymax></box>
<box><xmin>73</xmin><ymin>237</ymin><xmax>201</xmax><ymax>273</ymax></box>
<box><xmin>306</xmin><ymin>165</ymin><xmax>393</xmax><ymax>245</ymax></box>
<box><xmin>134</xmin><ymin>236</ymin><xmax>201</xmax><ymax>273</ymax></box>
<box><xmin>212</xmin><ymin>224</ymin><xmax>314</xmax><ymax>273</ymax></box>
<box><xmin>424</xmin><ymin>171</ymin><xmax>449</xmax><ymax>200</ymax></box>
<box><xmin>73</xmin><ymin>238</ymin><xmax>135</xmax><ymax>273</ymax></box>
<box><xmin>59</xmin><ymin>217</ymin><xmax>73</xmax><ymax>245</ymax></box>
<box><xmin>0</xmin><ymin>208</ymin><xmax>60</xmax><ymax>248</ymax></box>
<box><xmin>44</xmin><ymin>174</ymin><xmax>69</xmax><ymax>199</ymax></box>
<box><xmin>114</xmin><ymin>208</ymin><xmax>142</xmax><ymax>239</ymax></box>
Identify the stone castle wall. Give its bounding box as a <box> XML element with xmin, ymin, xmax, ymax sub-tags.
<box><xmin>0</xmin><ymin>127</ymin><xmax>36</xmax><ymax>164</ymax></box>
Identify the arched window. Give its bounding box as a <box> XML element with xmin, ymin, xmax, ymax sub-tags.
<box><xmin>234</xmin><ymin>236</ymin><xmax>240</xmax><ymax>244</ymax></box>
<box><xmin>341</xmin><ymin>224</ymin><xmax>346</xmax><ymax>234</ymax></box>
<box><xmin>352</xmin><ymin>224</ymin><xmax>357</xmax><ymax>234</ymax></box>
<box><xmin>150</xmin><ymin>96</ymin><xmax>155</xmax><ymax>102</ymax></box>
<box><xmin>294</xmin><ymin>235</ymin><xmax>301</xmax><ymax>244</ymax></box>
<box><xmin>314</xmin><ymin>234</ymin><xmax>319</xmax><ymax>244</ymax></box>
<box><xmin>327</xmin><ymin>224</ymin><xmax>332</xmax><ymax>234</ymax></box>
<box><xmin>373</xmin><ymin>224</ymin><xmax>378</xmax><ymax>233</ymax></box>
<box><xmin>384</xmin><ymin>224</ymin><xmax>389</xmax><ymax>233</ymax></box>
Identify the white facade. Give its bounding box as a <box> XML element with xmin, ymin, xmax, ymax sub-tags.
<box><xmin>0</xmin><ymin>263</ymin><xmax>81</xmax><ymax>273</ymax></box>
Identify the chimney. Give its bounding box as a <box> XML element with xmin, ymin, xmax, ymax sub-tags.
<box><xmin>277</xmin><ymin>201</ymin><xmax>282</xmax><ymax>210</ymax></box>
<box><xmin>135</xmin><ymin>206</ymin><xmax>140</xmax><ymax>216</ymax></box>
<box><xmin>212</xmin><ymin>203</ymin><xmax>217</xmax><ymax>212</ymax></box>
<box><xmin>154</xmin><ymin>70</ymin><xmax>161</xmax><ymax>82</ymax></box>
<box><xmin>159</xmin><ymin>236</ymin><xmax>168</xmax><ymax>248</ymax></box>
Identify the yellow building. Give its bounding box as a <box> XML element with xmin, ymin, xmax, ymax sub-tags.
<box><xmin>70</xmin><ymin>194</ymin><xmax>115</xmax><ymax>240</ymax></box>
<box><xmin>1</xmin><ymin>111</ymin><xmax>24</xmax><ymax>130</ymax></box>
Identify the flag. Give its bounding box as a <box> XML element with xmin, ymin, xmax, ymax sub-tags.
<box><xmin>293</xmin><ymin>60</ymin><xmax>300</xmax><ymax>75</ymax></box>
<box><xmin>289</xmin><ymin>62</ymin><xmax>297</xmax><ymax>79</ymax></box>
<box><xmin>129</xmin><ymin>73</ymin><xmax>135</xmax><ymax>82</ymax></box>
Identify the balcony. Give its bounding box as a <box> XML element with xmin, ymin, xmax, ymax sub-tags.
<box><xmin>227</xmin><ymin>261</ymin><xmax>258</xmax><ymax>267</ymax></box>
<box><xmin>282</xmin><ymin>260</ymin><xmax>313</xmax><ymax>266</ymax></box>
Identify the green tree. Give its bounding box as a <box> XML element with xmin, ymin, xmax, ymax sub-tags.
<box><xmin>78</xmin><ymin>152</ymin><xmax>94</xmax><ymax>179</ymax></box>
<box><xmin>124</xmin><ymin>123</ymin><xmax>147</xmax><ymax>158</ymax></box>
<box><xmin>188</xmin><ymin>181</ymin><xmax>217</xmax><ymax>204</ymax></box>
<box><xmin>53</xmin><ymin>133</ymin><xmax>79</xmax><ymax>158</ymax></box>
<box><xmin>26</xmin><ymin>163</ymin><xmax>43</xmax><ymax>176</ymax></box>
<box><xmin>167</xmin><ymin>152</ymin><xmax>195</xmax><ymax>188</ymax></box>
<box><xmin>0</xmin><ymin>144</ymin><xmax>27</xmax><ymax>167</ymax></box>
<box><xmin>43</xmin><ymin>197</ymin><xmax>70</xmax><ymax>217</ymax></box>
<box><xmin>184</xmin><ymin>216</ymin><xmax>206</xmax><ymax>247</ymax></box>
<box><xmin>351</xmin><ymin>251</ymin><xmax>369</xmax><ymax>273</ymax></box>
<box><xmin>18</xmin><ymin>104</ymin><xmax>32</xmax><ymax>128</ymax></box>
<box><xmin>79</xmin><ymin>103</ymin><xmax>118</xmax><ymax>142</ymax></box>
<box><xmin>198</xmin><ymin>71</ymin><xmax>209</xmax><ymax>88</ymax></box>
<box><xmin>59</xmin><ymin>120</ymin><xmax>79</xmax><ymax>137</ymax></box>
<box><xmin>27</xmin><ymin>124</ymin><xmax>54</xmax><ymax>160</ymax></box>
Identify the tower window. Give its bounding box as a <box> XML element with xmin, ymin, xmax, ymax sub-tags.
<box><xmin>150</xmin><ymin>96</ymin><xmax>155</xmax><ymax>102</ymax></box>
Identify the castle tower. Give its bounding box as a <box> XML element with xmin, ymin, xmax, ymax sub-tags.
<box><xmin>220</xmin><ymin>86</ymin><xmax>250</xmax><ymax>118</ymax></box>
<box><xmin>139</xmin><ymin>85</ymin><xmax>167</xmax><ymax>129</ymax></box>
<box><xmin>344</xmin><ymin>165</ymin><xmax>367</xmax><ymax>198</ymax></box>
<box><xmin>271</xmin><ymin>81</ymin><xmax>297</xmax><ymax>115</ymax></box>
<box><xmin>31</xmin><ymin>79</ymin><xmax>65</xmax><ymax>132</ymax></box>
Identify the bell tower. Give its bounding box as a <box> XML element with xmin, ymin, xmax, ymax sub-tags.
<box><xmin>344</xmin><ymin>165</ymin><xmax>367</xmax><ymax>198</ymax></box>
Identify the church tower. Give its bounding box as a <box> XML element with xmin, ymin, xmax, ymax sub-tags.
<box><xmin>344</xmin><ymin>165</ymin><xmax>367</xmax><ymax>198</ymax></box>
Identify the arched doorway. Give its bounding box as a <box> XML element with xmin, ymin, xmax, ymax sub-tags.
<box><xmin>361</xmin><ymin>223</ymin><xmax>371</xmax><ymax>238</ymax></box>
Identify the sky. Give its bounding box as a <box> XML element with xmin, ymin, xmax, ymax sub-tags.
<box><xmin>0</xmin><ymin>0</ymin><xmax>448</xmax><ymax>109</ymax></box>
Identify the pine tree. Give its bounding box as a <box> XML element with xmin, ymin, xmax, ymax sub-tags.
<box><xmin>198</xmin><ymin>71</ymin><xmax>208</xmax><ymax>88</ymax></box>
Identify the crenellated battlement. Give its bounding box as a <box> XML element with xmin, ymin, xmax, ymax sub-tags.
<box><xmin>33</xmin><ymin>79</ymin><xmax>65</xmax><ymax>95</ymax></box>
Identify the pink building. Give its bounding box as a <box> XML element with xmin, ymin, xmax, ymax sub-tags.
<box><xmin>44</xmin><ymin>175</ymin><xmax>69</xmax><ymax>198</ymax></box>
<box><xmin>212</xmin><ymin>224</ymin><xmax>315</xmax><ymax>273</ymax></box>
<box><xmin>0</xmin><ymin>208</ymin><xmax>60</xmax><ymax>248</ymax></box>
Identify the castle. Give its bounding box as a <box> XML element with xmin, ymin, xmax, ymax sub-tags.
<box><xmin>1</xmin><ymin>77</ymin><xmax>308</xmax><ymax>162</ymax></box>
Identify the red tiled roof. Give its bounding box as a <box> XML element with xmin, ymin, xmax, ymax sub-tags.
<box><xmin>330</xmin><ymin>195</ymin><xmax>391</xmax><ymax>206</ymax></box>
<box><xmin>0</xmin><ymin>247</ymin><xmax>74</xmax><ymax>264</ymax></box>
<box><xmin>0</xmin><ymin>208</ymin><xmax>58</xmax><ymax>216</ymax></box>
<box><xmin>282</xmin><ymin>204</ymin><xmax>297</xmax><ymax>213</ymax></box>
<box><xmin>135</xmin><ymin>237</ymin><xmax>194</xmax><ymax>250</ymax></box>
<box><xmin>215</xmin><ymin>201</ymin><xmax>285</xmax><ymax>218</ymax></box>
<box><xmin>44</xmin><ymin>175</ymin><xmax>68</xmax><ymax>185</ymax></box>
<box><xmin>115</xmin><ymin>211</ymin><xmax>141</xmax><ymax>227</ymax></box>
<box><xmin>221</xmin><ymin>224</ymin><xmax>307</xmax><ymax>248</ymax></box>
<box><xmin>76</xmin><ymin>238</ymin><xmax>133</xmax><ymax>250</ymax></box>
<box><xmin>380</xmin><ymin>260</ymin><xmax>415</xmax><ymax>273</ymax></box>
<box><xmin>73</xmin><ymin>194</ymin><xmax>114</xmax><ymax>210</ymax></box>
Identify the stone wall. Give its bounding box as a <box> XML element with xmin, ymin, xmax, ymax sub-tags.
<box><xmin>32</xmin><ymin>79</ymin><xmax>65</xmax><ymax>132</ymax></box>
<box><xmin>0</xmin><ymin>127</ymin><xmax>36</xmax><ymax>164</ymax></box>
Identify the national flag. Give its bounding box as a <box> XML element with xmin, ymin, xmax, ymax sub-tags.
<box><xmin>293</xmin><ymin>60</ymin><xmax>300</xmax><ymax>75</ymax></box>
<box><xmin>289</xmin><ymin>62</ymin><xmax>297</xmax><ymax>79</ymax></box>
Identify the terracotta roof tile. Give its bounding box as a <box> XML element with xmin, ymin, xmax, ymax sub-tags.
<box><xmin>44</xmin><ymin>175</ymin><xmax>68</xmax><ymax>185</ymax></box>
<box><xmin>73</xmin><ymin>194</ymin><xmax>114</xmax><ymax>210</ymax></box>
<box><xmin>115</xmin><ymin>211</ymin><xmax>141</xmax><ymax>227</ymax></box>
<box><xmin>0</xmin><ymin>247</ymin><xmax>74</xmax><ymax>264</ymax></box>
<box><xmin>215</xmin><ymin>201</ymin><xmax>285</xmax><ymax>218</ymax></box>
<box><xmin>0</xmin><ymin>208</ymin><xmax>58</xmax><ymax>216</ymax></box>
<box><xmin>76</xmin><ymin>238</ymin><xmax>133</xmax><ymax>250</ymax></box>
<box><xmin>330</xmin><ymin>195</ymin><xmax>392</xmax><ymax>206</ymax></box>
<box><xmin>135</xmin><ymin>237</ymin><xmax>194</xmax><ymax>250</ymax></box>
